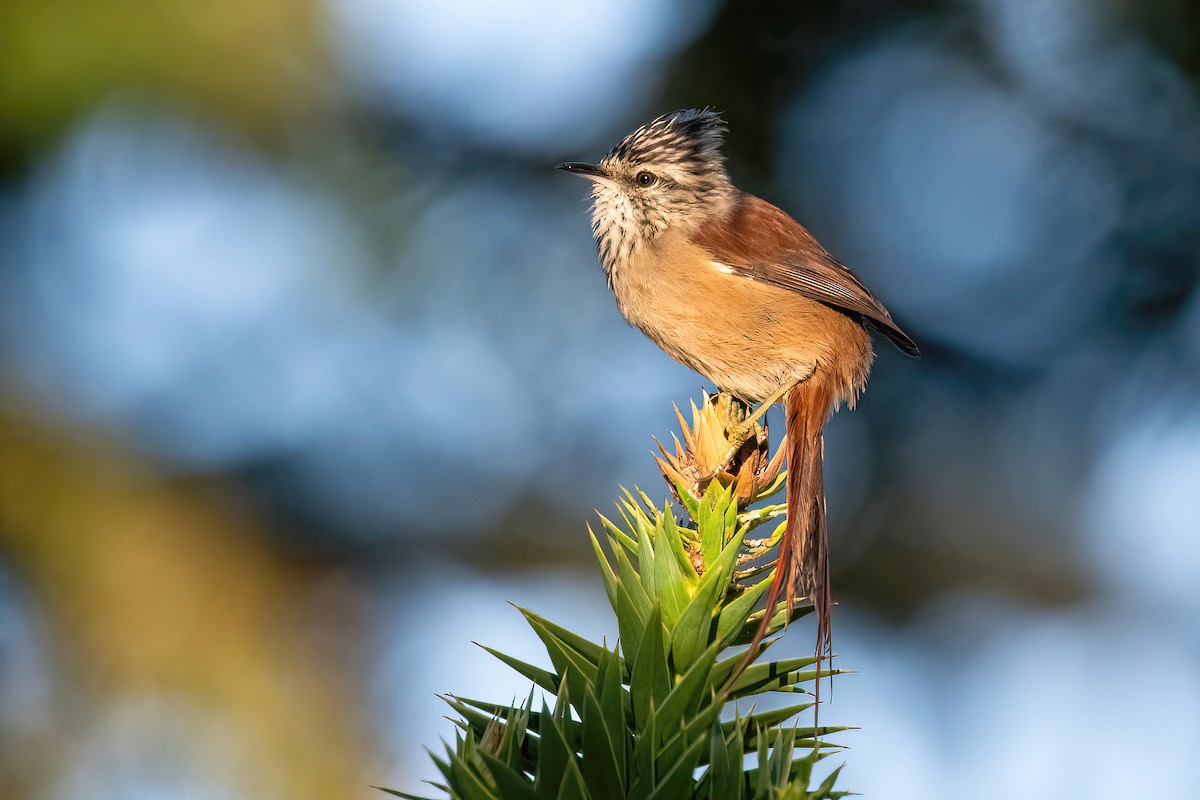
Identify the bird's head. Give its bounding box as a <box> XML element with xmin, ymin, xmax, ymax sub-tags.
<box><xmin>557</xmin><ymin>109</ymin><xmax>735</xmax><ymax>277</ymax></box>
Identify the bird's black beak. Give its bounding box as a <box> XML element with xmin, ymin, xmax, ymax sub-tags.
<box><xmin>555</xmin><ymin>162</ymin><xmax>607</xmax><ymax>181</ymax></box>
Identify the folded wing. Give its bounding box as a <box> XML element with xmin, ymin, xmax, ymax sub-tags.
<box><xmin>693</xmin><ymin>193</ymin><xmax>920</xmax><ymax>357</ymax></box>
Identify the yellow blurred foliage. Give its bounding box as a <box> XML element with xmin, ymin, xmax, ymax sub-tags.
<box><xmin>0</xmin><ymin>408</ymin><xmax>373</xmax><ymax>798</ymax></box>
<box><xmin>0</xmin><ymin>0</ymin><xmax>330</xmax><ymax>150</ymax></box>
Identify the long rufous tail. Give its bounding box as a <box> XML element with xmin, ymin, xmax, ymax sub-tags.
<box><xmin>745</xmin><ymin>381</ymin><xmax>834</xmax><ymax>711</ymax></box>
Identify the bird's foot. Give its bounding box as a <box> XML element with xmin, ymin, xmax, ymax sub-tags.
<box><xmin>701</xmin><ymin>365</ymin><xmax>816</xmax><ymax>482</ymax></box>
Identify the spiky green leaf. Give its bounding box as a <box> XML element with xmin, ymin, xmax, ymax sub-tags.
<box><xmin>580</xmin><ymin>688</ymin><xmax>625</xmax><ymax>798</ymax></box>
<box><xmin>629</xmin><ymin>606</ymin><xmax>669</xmax><ymax>729</ymax></box>
<box><xmin>644</xmin><ymin>732</ymin><xmax>706</xmax><ymax>800</ymax></box>
<box><xmin>477</xmin><ymin>645</ymin><xmax>558</xmax><ymax>697</ymax></box>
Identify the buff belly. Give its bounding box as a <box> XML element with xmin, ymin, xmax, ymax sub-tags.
<box><xmin>610</xmin><ymin>236</ymin><xmax>874</xmax><ymax>407</ymax></box>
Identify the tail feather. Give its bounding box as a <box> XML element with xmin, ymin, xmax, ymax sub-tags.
<box><xmin>744</xmin><ymin>381</ymin><xmax>834</xmax><ymax>712</ymax></box>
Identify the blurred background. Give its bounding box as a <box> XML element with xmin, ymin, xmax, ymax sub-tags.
<box><xmin>1</xmin><ymin>0</ymin><xmax>1199</xmax><ymax>797</ymax></box>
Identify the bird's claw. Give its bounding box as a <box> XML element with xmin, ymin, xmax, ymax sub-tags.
<box><xmin>701</xmin><ymin>365</ymin><xmax>817</xmax><ymax>481</ymax></box>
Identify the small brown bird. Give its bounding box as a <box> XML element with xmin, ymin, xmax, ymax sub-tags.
<box><xmin>558</xmin><ymin>109</ymin><xmax>918</xmax><ymax>676</ymax></box>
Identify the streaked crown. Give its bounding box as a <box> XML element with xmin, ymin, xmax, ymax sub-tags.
<box><xmin>571</xmin><ymin>109</ymin><xmax>736</xmax><ymax>278</ymax></box>
<box><xmin>603</xmin><ymin>109</ymin><xmax>729</xmax><ymax>190</ymax></box>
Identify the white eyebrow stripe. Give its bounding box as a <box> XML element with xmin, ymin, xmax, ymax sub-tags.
<box><xmin>709</xmin><ymin>261</ymin><xmax>736</xmax><ymax>274</ymax></box>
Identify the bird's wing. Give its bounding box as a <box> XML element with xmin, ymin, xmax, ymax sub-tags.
<box><xmin>725</xmin><ymin>254</ymin><xmax>921</xmax><ymax>357</ymax></box>
<box><xmin>693</xmin><ymin>194</ymin><xmax>920</xmax><ymax>357</ymax></box>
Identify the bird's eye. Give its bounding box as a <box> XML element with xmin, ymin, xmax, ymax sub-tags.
<box><xmin>635</xmin><ymin>171</ymin><xmax>657</xmax><ymax>187</ymax></box>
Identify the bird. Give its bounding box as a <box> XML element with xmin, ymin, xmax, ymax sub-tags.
<box><xmin>557</xmin><ymin>109</ymin><xmax>918</xmax><ymax>685</ymax></box>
